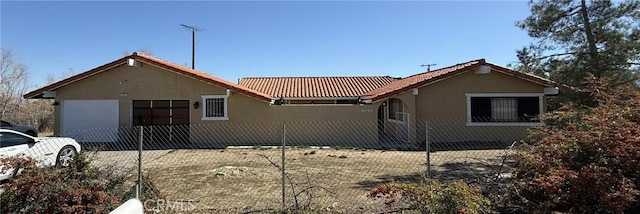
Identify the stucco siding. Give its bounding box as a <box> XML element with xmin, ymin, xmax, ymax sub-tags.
<box><xmin>272</xmin><ymin>105</ymin><xmax>378</xmax><ymax>147</ymax></box>
<box><xmin>52</xmin><ymin>63</ymin><xmax>379</xmax><ymax>148</ymax></box>
<box><xmin>190</xmin><ymin>105</ymin><xmax>378</xmax><ymax>148</ymax></box>
<box><xmin>52</xmin><ymin>63</ymin><xmax>270</xmax><ymax>145</ymax></box>
<box><xmin>50</xmin><ymin>61</ymin><xmax>549</xmax><ymax>150</ymax></box>
<box><xmin>377</xmin><ymin>92</ymin><xmax>416</xmax><ymax>143</ymax></box>
<box><xmin>412</xmin><ymin>70</ymin><xmax>546</xmax><ymax>145</ymax></box>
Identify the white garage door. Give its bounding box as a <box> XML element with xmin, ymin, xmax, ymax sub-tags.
<box><xmin>62</xmin><ymin>100</ymin><xmax>119</xmax><ymax>142</ymax></box>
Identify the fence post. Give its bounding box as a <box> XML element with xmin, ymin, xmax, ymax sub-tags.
<box><xmin>137</xmin><ymin>126</ymin><xmax>143</xmax><ymax>199</ymax></box>
<box><xmin>281</xmin><ymin>123</ymin><xmax>286</xmax><ymax>210</ymax></box>
<box><xmin>425</xmin><ymin>120</ymin><xmax>431</xmax><ymax>179</ymax></box>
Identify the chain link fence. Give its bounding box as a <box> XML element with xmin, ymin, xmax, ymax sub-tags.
<box><xmin>68</xmin><ymin>118</ymin><xmax>529</xmax><ymax>213</ymax></box>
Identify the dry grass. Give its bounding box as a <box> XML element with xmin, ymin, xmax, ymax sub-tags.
<box><xmin>104</xmin><ymin>148</ymin><xmax>511</xmax><ymax>213</ymax></box>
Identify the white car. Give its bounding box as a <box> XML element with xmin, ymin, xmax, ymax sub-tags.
<box><xmin>0</xmin><ymin>129</ymin><xmax>82</xmax><ymax>181</ymax></box>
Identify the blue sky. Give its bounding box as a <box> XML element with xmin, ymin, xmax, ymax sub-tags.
<box><xmin>1</xmin><ymin>1</ymin><xmax>533</xmax><ymax>91</ymax></box>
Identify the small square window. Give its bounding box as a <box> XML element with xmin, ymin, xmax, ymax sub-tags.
<box><xmin>202</xmin><ymin>95</ymin><xmax>228</xmax><ymax>120</ymax></box>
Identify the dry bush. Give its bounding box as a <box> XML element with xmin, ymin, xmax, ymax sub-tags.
<box><xmin>513</xmin><ymin>75</ymin><xmax>640</xmax><ymax>213</ymax></box>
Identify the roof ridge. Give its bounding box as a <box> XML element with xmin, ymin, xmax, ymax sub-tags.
<box><xmin>132</xmin><ymin>53</ymin><xmax>274</xmax><ymax>101</ymax></box>
<box><xmin>481</xmin><ymin>60</ymin><xmax>553</xmax><ymax>83</ymax></box>
<box><xmin>361</xmin><ymin>58</ymin><xmax>556</xmax><ymax>102</ymax></box>
<box><xmin>133</xmin><ymin>53</ymin><xmax>235</xmax><ymax>84</ymax></box>
<box><xmin>134</xmin><ymin>52</ymin><xmax>210</xmax><ymax>75</ymax></box>
<box><xmin>404</xmin><ymin>58</ymin><xmax>485</xmax><ymax>78</ymax></box>
<box><xmin>22</xmin><ymin>52</ymin><xmax>273</xmax><ymax>101</ymax></box>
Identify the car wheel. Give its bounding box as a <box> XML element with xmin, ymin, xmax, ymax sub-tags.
<box><xmin>56</xmin><ymin>146</ymin><xmax>77</xmax><ymax>167</ymax></box>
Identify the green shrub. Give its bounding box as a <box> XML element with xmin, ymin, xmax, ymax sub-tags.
<box><xmin>368</xmin><ymin>180</ymin><xmax>493</xmax><ymax>214</ymax></box>
<box><xmin>0</xmin><ymin>152</ymin><xmax>163</xmax><ymax>213</ymax></box>
<box><xmin>513</xmin><ymin>77</ymin><xmax>640</xmax><ymax>213</ymax></box>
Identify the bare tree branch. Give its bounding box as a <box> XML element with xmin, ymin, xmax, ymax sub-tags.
<box><xmin>0</xmin><ymin>49</ymin><xmax>29</xmax><ymax>120</ymax></box>
<box><xmin>257</xmin><ymin>154</ymin><xmax>299</xmax><ymax>208</ymax></box>
<box><xmin>257</xmin><ymin>153</ymin><xmax>335</xmax><ymax>211</ymax></box>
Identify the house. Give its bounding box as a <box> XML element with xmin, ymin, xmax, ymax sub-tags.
<box><xmin>360</xmin><ymin>60</ymin><xmax>557</xmax><ymax>148</ymax></box>
<box><xmin>23</xmin><ymin>53</ymin><xmax>558</xmax><ymax>149</ymax></box>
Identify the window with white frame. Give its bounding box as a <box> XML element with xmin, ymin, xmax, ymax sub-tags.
<box><xmin>466</xmin><ymin>93</ymin><xmax>543</xmax><ymax>126</ymax></box>
<box><xmin>202</xmin><ymin>95</ymin><xmax>228</xmax><ymax>120</ymax></box>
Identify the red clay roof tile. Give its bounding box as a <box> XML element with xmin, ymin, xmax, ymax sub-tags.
<box><xmin>132</xmin><ymin>53</ymin><xmax>273</xmax><ymax>101</ymax></box>
<box><xmin>23</xmin><ymin>53</ymin><xmax>273</xmax><ymax>102</ymax></box>
<box><xmin>361</xmin><ymin>59</ymin><xmax>553</xmax><ymax>102</ymax></box>
<box><xmin>24</xmin><ymin>54</ymin><xmax>552</xmax><ymax>105</ymax></box>
<box><xmin>239</xmin><ymin>76</ymin><xmax>398</xmax><ymax>98</ymax></box>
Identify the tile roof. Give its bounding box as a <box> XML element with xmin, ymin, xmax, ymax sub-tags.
<box><xmin>239</xmin><ymin>76</ymin><xmax>398</xmax><ymax>98</ymax></box>
<box><xmin>23</xmin><ymin>53</ymin><xmax>274</xmax><ymax>102</ymax></box>
<box><xmin>361</xmin><ymin>59</ymin><xmax>553</xmax><ymax>102</ymax></box>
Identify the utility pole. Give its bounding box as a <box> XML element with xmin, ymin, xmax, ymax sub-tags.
<box><xmin>180</xmin><ymin>24</ymin><xmax>202</xmax><ymax>69</ymax></box>
<box><xmin>420</xmin><ymin>64</ymin><xmax>437</xmax><ymax>72</ymax></box>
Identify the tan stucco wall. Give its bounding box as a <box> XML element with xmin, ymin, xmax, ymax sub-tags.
<box><xmin>377</xmin><ymin>91</ymin><xmax>417</xmax><ymax>143</ymax></box>
<box><xmin>189</xmin><ymin>105</ymin><xmax>378</xmax><ymax>147</ymax></box>
<box><xmin>188</xmin><ymin>101</ymin><xmax>379</xmax><ymax>147</ymax></box>
<box><xmin>410</xmin><ymin>70</ymin><xmax>547</xmax><ymax>145</ymax></box>
<box><xmin>271</xmin><ymin>105</ymin><xmax>378</xmax><ymax>147</ymax></box>
<box><xmin>54</xmin><ymin>63</ymin><xmax>272</xmax><ymax>127</ymax></box>
<box><xmin>51</xmin><ymin>62</ymin><xmax>548</xmax><ymax>149</ymax></box>
<box><xmin>52</xmin><ymin>63</ymin><xmax>378</xmax><ymax>148</ymax></box>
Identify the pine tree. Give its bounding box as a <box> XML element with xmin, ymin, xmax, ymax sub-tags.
<box><xmin>515</xmin><ymin>0</ymin><xmax>640</xmax><ymax>107</ymax></box>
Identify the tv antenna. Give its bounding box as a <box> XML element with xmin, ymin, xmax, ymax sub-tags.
<box><xmin>420</xmin><ymin>63</ymin><xmax>437</xmax><ymax>72</ymax></box>
<box><xmin>180</xmin><ymin>24</ymin><xmax>203</xmax><ymax>69</ymax></box>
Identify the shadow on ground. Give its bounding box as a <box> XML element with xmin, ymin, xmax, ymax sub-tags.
<box><xmin>354</xmin><ymin>157</ymin><xmax>509</xmax><ymax>191</ymax></box>
<box><xmin>431</xmin><ymin>158</ymin><xmax>508</xmax><ymax>182</ymax></box>
<box><xmin>354</xmin><ymin>172</ymin><xmax>425</xmax><ymax>190</ymax></box>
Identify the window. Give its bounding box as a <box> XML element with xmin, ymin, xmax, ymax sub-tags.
<box><xmin>388</xmin><ymin>98</ymin><xmax>404</xmax><ymax>121</ymax></box>
<box><xmin>202</xmin><ymin>95</ymin><xmax>228</xmax><ymax>120</ymax></box>
<box><xmin>0</xmin><ymin>132</ymin><xmax>33</xmax><ymax>148</ymax></box>
<box><xmin>466</xmin><ymin>93</ymin><xmax>543</xmax><ymax>126</ymax></box>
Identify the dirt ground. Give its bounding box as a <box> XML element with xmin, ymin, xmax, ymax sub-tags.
<box><xmin>92</xmin><ymin>148</ymin><xmax>512</xmax><ymax>213</ymax></box>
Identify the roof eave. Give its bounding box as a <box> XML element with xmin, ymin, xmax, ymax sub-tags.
<box><xmin>132</xmin><ymin>56</ymin><xmax>273</xmax><ymax>102</ymax></box>
<box><xmin>364</xmin><ymin>63</ymin><xmax>486</xmax><ymax>102</ymax></box>
<box><xmin>24</xmin><ymin>53</ymin><xmax>274</xmax><ymax>103</ymax></box>
<box><xmin>23</xmin><ymin>57</ymin><xmax>129</xmax><ymax>99</ymax></box>
<box><xmin>361</xmin><ymin>63</ymin><xmax>558</xmax><ymax>102</ymax></box>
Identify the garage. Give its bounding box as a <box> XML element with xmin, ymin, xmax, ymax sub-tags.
<box><xmin>132</xmin><ymin>100</ymin><xmax>190</xmax><ymax>148</ymax></box>
<box><xmin>61</xmin><ymin>100</ymin><xmax>119</xmax><ymax>142</ymax></box>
